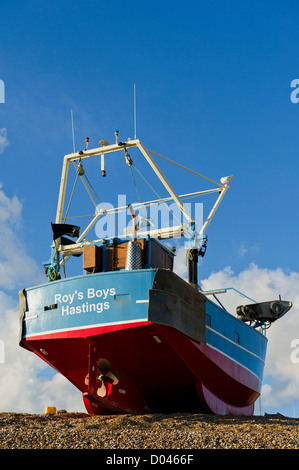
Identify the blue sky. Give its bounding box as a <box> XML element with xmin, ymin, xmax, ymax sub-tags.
<box><xmin>1</xmin><ymin>0</ymin><xmax>299</xmax><ymax>418</ymax></box>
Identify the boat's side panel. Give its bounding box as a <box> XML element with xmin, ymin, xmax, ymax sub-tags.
<box><xmin>205</xmin><ymin>299</ymin><xmax>267</xmax><ymax>384</ymax></box>
<box><xmin>149</xmin><ymin>269</ymin><xmax>267</xmax><ymax>392</ymax></box>
<box><xmin>21</xmin><ymin>269</ymin><xmax>156</xmax><ymax>340</ymax></box>
<box><xmin>148</xmin><ymin>268</ymin><xmax>206</xmax><ymax>344</ymax></box>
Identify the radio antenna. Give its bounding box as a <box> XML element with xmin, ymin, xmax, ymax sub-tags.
<box><xmin>71</xmin><ymin>109</ymin><xmax>76</xmax><ymax>153</ymax></box>
<box><xmin>134</xmin><ymin>83</ymin><xmax>137</xmax><ymax>139</ymax></box>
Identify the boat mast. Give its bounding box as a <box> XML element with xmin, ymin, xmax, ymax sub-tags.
<box><xmin>55</xmin><ymin>138</ymin><xmax>194</xmax><ymax>230</ymax></box>
<box><xmin>52</xmin><ymin>137</ymin><xmax>231</xmax><ymax>286</ymax></box>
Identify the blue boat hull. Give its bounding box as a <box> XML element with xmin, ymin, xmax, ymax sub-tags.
<box><xmin>19</xmin><ymin>268</ymin><xmax>268</xmax><ymax>415</ymax></box>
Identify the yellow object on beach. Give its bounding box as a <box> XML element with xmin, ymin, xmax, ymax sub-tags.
<box><xmin>45</xmin><ymin>406</ymin><xmax>56</xmax><ymax>414</ymax></box>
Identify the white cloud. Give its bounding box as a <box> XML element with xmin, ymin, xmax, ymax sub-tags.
<box><xmin>0</xmin><ymin>128</ymin><xmax>9</xmax><ymax>155</ymax></box>
<box><xmin>0</xmin><ymin>184</ymin><xmax>42</xmax><ymax>290</ymax></box>
<box><xmin>0</xmin><ymin>185</ymin><xmax>84</xmax><ymax>413</ymax></box>
<box><xmin>234</xmin><ymin>241</ymin><xmax>261</xmax><ymax>259</ymax></box>
<box><xmin>199</xmin><ymin>263</ymin><xmax>299</xmax><ymax>413</ymax></box>
<box><xmin>238</xmin><ymin>245</ymin><xmax>248</xmax><ymax>257</ymax></box>
<box><xmin>0</xmin><ymin>290</ymin><xmax>84</xmax><ymax>412</ymax></box>
<box><xmin>173</xmin><ymin>244</ymin><xmax>188</xmax><ymax>279</ymax></box>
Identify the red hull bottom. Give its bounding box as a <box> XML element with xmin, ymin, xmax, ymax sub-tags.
<box><xmin>22</xmin><ymin>322</ymin><xmax>259</xmax><ymax>416</ymax></box>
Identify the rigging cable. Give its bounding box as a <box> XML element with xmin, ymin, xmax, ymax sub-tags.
<box><xmin>129</xmin><ymin>165</ymin><xmax>143</xmax><ymax>207</ymax></box>
<box><xmin>83</xmin><ymin>172</ymin><xmax>120</xmax><ymax>235</ymax></box>
<box><xmin>146</xmin><ymin>148</ymin><xmax>223</xmax><ymax>187</ymax></box>
<box><xmin>63</xmin><ymin>172</ymin><xmax>78</xmax><ymax>222</ymax></box>
<box><xmin>131</xmin><ymin>163</ymin><xmax>185</xmax><ymax>226</ymax></box>
<box><xmin>64</xmin><ymin>160</ymin><xmax>119</xmax><ymax>235</ymax></box>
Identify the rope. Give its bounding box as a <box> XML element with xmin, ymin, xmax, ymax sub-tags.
<box><xmin>131</xmin><ymin>163</ymin><xmax>182</xmax><ymax>226</ymax></box>
<box><xmin>66</xmin><ymin>161</ymin><xmax>119</xmax><ymax>235</ymax></box>
<box><xmin>64</xmin><ymin>172</ymin><xmax>78</xmax><ymax>222</ymax></box>
<box><xmin>146</xmin><ymin>148</ymin><xmax>222</xmax><ymax>187</ymax></box>
<box><xmin>84</xmin><ymin>172</ymin><xmax>120</xmax><ymax>235</ymax></box>
<box><xmin>72</xmin><ymin>161</ymin><xmax>98</xmax><ymax>209</ymax></box>
<box><xmin>129</xmin><ymin>165</ymin><xmax>142</xmax><ymax>206</ymax></box>
<box><xmin>132</xmin><ymin>163</ymin><xmax>161</xmax><ymax>201</ymax></box>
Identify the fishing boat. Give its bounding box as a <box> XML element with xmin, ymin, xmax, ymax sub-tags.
<box><xmin>19</xmin><ymin>133</ymin><xmax>292</xmax><ymax>415</ymax></box>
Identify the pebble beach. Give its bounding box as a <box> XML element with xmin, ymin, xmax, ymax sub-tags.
<box><xmin>0</xmin><ymin>411</ymin><xmax>299</xmax><ymax>450</ymax></box>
